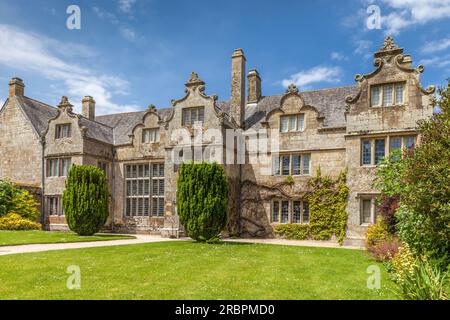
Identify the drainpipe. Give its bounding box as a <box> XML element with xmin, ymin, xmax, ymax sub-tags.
<box><xmin>40</xmin><ymin>136</ymin><xmax>46</xmax><ymax>228</ymax></box>
<box><xmin>111</xmin><ymin>148</ymin><xmax>116</xmax><ymax>232</ymax></box>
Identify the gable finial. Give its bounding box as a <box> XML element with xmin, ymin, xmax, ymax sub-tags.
<box><xmin>374</xmin><ymin>35</ymin><xmax>403</xmax><ymax>59</ymax></box>
<box><xmin>147</xmin><ymin>104</ymin><xmax>157</xmax><ymax>112</ymax></box>
<box><xmin>185</xmin><ymin>71</ymin><xmax>205</xmax><ymax>92</ymax></box>
<box><xmin>286</xmin><ymin>83</ymin><xmax>299</xmax><ymax>94</ymax></box>
<box><xmin>380</xmin><ymin>36</ymin><xmax>399</xmax><ymax>52</ymax></box>
<box><xmin>58</xmin><ymin>96</ymin><xmax>73</xmax><ymax>112</ymax></box>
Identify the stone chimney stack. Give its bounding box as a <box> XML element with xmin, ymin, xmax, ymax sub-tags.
<box><xmin>247</xmin><ymin>69</ymin><xmax>261</xmax><ymax>104</ymax></box>
<box><xmin>82</xmin><ymin>96</ymin><xmax>96</xmax><ymax>120</ymax></box>
<box><xmin>230</xmin><ymin>48</ymin><xmax>246</xmax><ymax>128</ymax></box>
<box><xmin>9</xmin><ymin>77</ymin><xmax>25</xmax><ymax>98</ymax></box>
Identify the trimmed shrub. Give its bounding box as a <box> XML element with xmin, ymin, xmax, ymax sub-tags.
<box><xmin>0</xmin><ymin>213</ymin><xmax>41</xmax><ymax>230</ymax></box>
<box><xmin>177</xmin><ymin>162</ymin><xmax>228</xmax><ymax>242</ymax></box>
<box><xmin>0</xmin><ymin>179</ymin><xmax>39</xmax><ymax>221</ymax></box>
<box><xmin>274</xmin><ymin>224</ymin><xmax>310</xmax><ymax>240</ymax></box>
<box><xmin>63</xmin><ymin>165</ymin><xmax>109</xmax><ymax>236</ymax></box>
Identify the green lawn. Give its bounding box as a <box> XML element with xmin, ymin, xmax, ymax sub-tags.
<box><xmin>0</xmin><ymin>231</ymin><xmax>134</xmax><ymax>246</ymax></box>
<box><xmin>0</xmin><ymin>241</ymin><xmax>396</xmax><ymax>300</ymax></box>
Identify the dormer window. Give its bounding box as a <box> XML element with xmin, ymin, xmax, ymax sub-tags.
<box><xmin>142</xmin><ymin>128</ymin><xmax>160</xmax><ymax>143</ymax></box>
<box><xmin>182</xmin><ymin>107</ymin><xmax>204</xmax><ymax>126</ymax></box>
<box><xmin>280</xmin><ymin>114</ymin><xmax>304</xmax><ymax>133</ymax></box>
<box><xmin>55</xmin><ymin>124</ymin><xmax>71</xmax><ymax>139</ymax></box>
<box><xmin>371</xmin><ymin>82</ymin><xmax>406</xmax><ymax>107</ymax></box>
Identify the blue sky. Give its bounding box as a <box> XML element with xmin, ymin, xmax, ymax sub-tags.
<box><xmin>0</xmin><ymin>0</ymin><xmax>449</xmax><ymax>115</ymax></box>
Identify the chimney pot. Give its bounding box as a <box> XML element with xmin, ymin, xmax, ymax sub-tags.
<box><xmin>230</xmin><ymin>49</ymin><xmax>246</xmax><ymax>127</ymax></box>
<box><xmin>247</xmin><ymin>69</ymin><xmax>262</xmax><ymax>104</ymax></box>
<box><xmin>9</xmin><ymin>77</ymin><xmax>25</xmax><ymax>98</ymax></box>
<box><xmin>82</xmin><ymin>96</ymin><xmax>96</xmax><ymax>120</ymax></box>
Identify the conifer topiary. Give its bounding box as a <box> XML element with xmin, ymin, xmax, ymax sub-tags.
<box><xmin>63</xmin><ymin>164</ymin><xmax>109</xmax><ymax>236</ymax></box>
<box><xmin>177</xmin><ymin>161</ymin><xmax>228</xmax><ymax>242</ymax></box>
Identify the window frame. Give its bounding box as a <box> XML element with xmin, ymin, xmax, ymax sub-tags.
<box><xmin>46</xmin><ymin>195</ymin><xmax>64</xmax><ymax>216</ymax></box>
<box><xmin>280</xmin><ymin>113</ymin><xmax>305</xmax><ymax>133</ymax></box>
<box><xmin>46</xmin><ymin>157</ymin><xmax>72</xmax><ymax>177</ymax></box>
<box><xmin>370</xmin><ymin>82</ymin><xmax>406</xmax><ymax>107</ymax></box>
<box><xmin>142</xmin><ymin>128</ymin><xmax>160</xmax><ymax>144</ymax></box>
<box><xmin>124</xmin><ymin>163</ymin><xmax>165</xmax><ymax>218</ymax></box>
<box><xmin>360</xmin><ymin>138</ymin><xmax>386</xmax><ymax>166</ymax></box>
<box><xmin>272</xmin><ymin>153</ymin><xmax>311</xmax><ymax>176</ymax></box>
<box><xmin>182</xmin><ymin>107</ymin><xmax>205</xmax><ymax>126</ymax></box>
<box><xmin>389</xmin><ymin>135</ymin><xmax>417</xmax><ymax>153</ymax></box>
<box><xmin>55</xmin><ymin>123</ymin><xmax>72</xmax><ymax>139</ymax></box>
<box><xmin>360</xmin><ymin>197</ymin><xmax>377</xmax><ymax>226</ymax></box>
<box><xmin>271</xmin><ymin>199</ymin><xmax>310</xmax><ymax>224</ymax></box>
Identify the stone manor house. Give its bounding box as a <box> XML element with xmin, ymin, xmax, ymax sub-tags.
<box><xmin>0</xmin><ymin>37</ymin><xmax>435</xmax><ymax>242</ymax></box>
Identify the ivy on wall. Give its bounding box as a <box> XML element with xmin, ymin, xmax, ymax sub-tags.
<box><xmin>275</xmin><ymin>168</ymin><xmax>349</xmax><ymax>245</ymax></box>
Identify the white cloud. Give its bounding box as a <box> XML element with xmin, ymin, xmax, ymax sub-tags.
<box><xmin>354</xmin><ymin>40</ymin><xmax>373</xmax><ymax>59</ymax></box>
<box><xmin>378</xmin><ymin>0</ymin><xmax>450</xmax><ymax>34</ymax></box>
<box><xmin>281</xmin><ymin>66</ymin><xmax>342</xmax><ymax>89</ymax></box>
<box><xmin>93</xmin><ymin>6</ymin><xmax>138</xmax><ymax>42</ymax></box>
<box><xmin>0</xmin><ymin>24</ymin><xmax>141</xmax><ymax>115</ymax></box>
<box><xmin>119</xmin><ymin>27</ymin><xmax>136</xmax><ymax>42</ymax></box>
<box><xmin>330</xmin><ymin>52</ymin><xmax>348</xmax><ymax>61</ymax></box>
<box><xmin>0</xmin><ymin>99</ymin><xmax>4</xmax><ymax>107</ymax></box>
<box><xmin>118</xmin><ymin>0</ymin><xmax>137</xmax><ymax>13</ymax></box>
<box><xmin>422</xmin><ymin>37</ymin><xmax>450</xmax><ymax>54</ymax></box>
<box><xmin>419</xmin><ymin>54</ymin><xmax>450</xmax><ymax>68</ymax></box>
<box><xmin>93</xmin><ymin>6</ymin><xmax>119</xmax><ymax>25</ymax></box>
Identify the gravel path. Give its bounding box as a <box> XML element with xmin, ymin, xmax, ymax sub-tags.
<box><xmin>0</xmin><ymin>234</ymin><xmax>188</xmax><ymax>256</ymax></box>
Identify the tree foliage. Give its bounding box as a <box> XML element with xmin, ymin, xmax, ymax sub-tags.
<box><xmin>375</xmin><ymin>81</ymin><xmax>450</xmax><ymax>267</ymax></box>
<box><xmin>63</xmin><ymin>165</ymin><xmax>109</xmax><ymax>236</ymax></box>
<box><xmin>177</xmin><ymin>162</ymin><xmax>228</xmax><ymax>242</ymax></box>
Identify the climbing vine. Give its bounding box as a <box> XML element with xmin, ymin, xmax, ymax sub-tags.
<box><xmin>275</xmin><ymin>168</ymin><xmax>349</xmax><ymax>245</ymax></box>
<box><xmin>309</xmin><ymin>167</ymin><xmax>349</xmax><ymax>245</ymax></box>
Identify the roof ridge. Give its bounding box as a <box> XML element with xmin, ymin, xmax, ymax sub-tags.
<box><xmin>96</xmin><ymin>107</ymin><xmax>172</xmax><ymax>119</ymax></box>
<box><xmin>79</xmin><ymin>115</ymin><xmax>114</xmax><ymax>129</ymax></box>
<box><xmin>300</xmin><ymin>85</ymin><xmax>358</xmax><ymax>93</ymax></box>
<box><xmin>22</xmin><ymin>96</ymin><xmax>57</xmax><ymax>110</ymax></box>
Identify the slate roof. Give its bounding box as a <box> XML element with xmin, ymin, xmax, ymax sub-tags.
<box><xmin>95</xmin><ymin>108</ymin><xmax>172</xmax><ymax>145</ymax></box>
<box><xmin>12</xmin><ymin>85</ymin><xmax>358</xmax><ymax>146</ymax></box>
<box><xmin>245</xmin><ymin>86</ymin><xmax>358</xmax><ymax>129</ymax></box>
<box><xmin>15</xmin><ymin>96</ymin><xmax>114</xmax><ymax>145</ymax></box>
<box><xmin>16</xmin><ymin>96</ymin><xmax>58</xmax><ymax>136</ymax></box>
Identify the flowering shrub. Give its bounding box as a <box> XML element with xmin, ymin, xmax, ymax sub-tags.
<box><xmin>367</xmin><ymin>237</ymin><xmax>400</xmax><ymax>262</ymax></box>
<box><xmin>365</xmin><ymin>217</ymin><xmax>391</xmax><ymax>248</ymax></box>
<box><xmin>0</xmin><ymin>212</ymin><xmax>41</xmax><ymax>230</ymax></box>
<box><xmin>0</xmin><ymin>179</ymin><xmax>39</xmax><ymax>221</ymax></box>
<box><xmin>389</xmin><ymin>243</ymin><xmax>447</xmax><ymax>300</ymax></box>
<box><xmin>391</xmin><ymin>243</ymin><xmax>415</xmax><ymax>283</ymax></box>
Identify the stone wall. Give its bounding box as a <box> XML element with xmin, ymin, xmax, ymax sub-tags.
<box><xmin>0</xmin><ymin>98</ymin><xmax>42</xmax><ymax>187</ymax></box>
